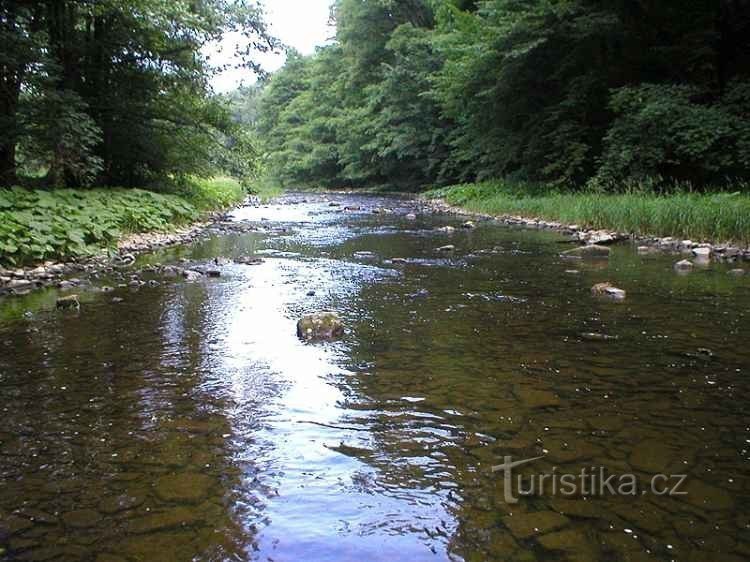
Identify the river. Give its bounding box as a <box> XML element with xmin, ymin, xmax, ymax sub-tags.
<box><xmin>0</xmin><ymin>193</ymin><xmax>748</xmax><ymax>561</ymax></box>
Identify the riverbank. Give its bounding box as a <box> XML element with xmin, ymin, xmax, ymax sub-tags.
<box><xmin>0</xmin><ymin>177</ymin><xmax>251</xmax><ymax>297</ymax></box>
<box><xmin>426</xmin><ymin>181</ymin><xmax>750</xmax><ymax>260</ymax></box>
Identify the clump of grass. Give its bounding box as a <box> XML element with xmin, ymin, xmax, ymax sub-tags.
<box><xmin>427</xmin><ymin>180</ymin><xmax>750</xmax><ymax>244</ymax></box>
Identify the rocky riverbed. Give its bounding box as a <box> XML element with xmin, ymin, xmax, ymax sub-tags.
<box><xmin>0</xmin><ymin>193</ymin><xmax>749</xmax><ymax>562</ymax></box>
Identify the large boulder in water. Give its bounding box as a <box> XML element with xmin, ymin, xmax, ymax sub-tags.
<box><xmin>297</xmin><ymin>312</ymin><xmax>344</xmax><ymax>341</ymax></box>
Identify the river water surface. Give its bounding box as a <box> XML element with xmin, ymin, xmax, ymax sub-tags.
<box><xmin>1</xmin><ymin>194</ymin><xmax>749</xmax><ymax>562</ymax></box>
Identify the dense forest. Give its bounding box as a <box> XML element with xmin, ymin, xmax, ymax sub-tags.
<box><xmin>254</xmin><ymin>0</ymin><xmax>750</xmax><ymax>192</ymax></box>
<box><xmin>0</xmin><ymin>0</ymin><xmax>273</xmax><ymax>189</ymax></box>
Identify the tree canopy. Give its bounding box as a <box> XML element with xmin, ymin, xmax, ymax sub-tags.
<box><xmin>0</xmin><ymin>0</ymin><xmax>274</xmax><ymax>188</ymax></box>
<box><xmin>253</xmin><ymin>0</ymin><xmax>750</xmax><ymax>191</ymax></box>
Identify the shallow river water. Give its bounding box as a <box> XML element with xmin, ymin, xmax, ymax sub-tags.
<box><xmin>1</xmin><ymin>194</ymin><xmax>749</xmax><ymax>562</ymax></box>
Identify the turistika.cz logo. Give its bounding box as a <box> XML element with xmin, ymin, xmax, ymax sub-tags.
<box><xmin>492</xmin><ymin>456</ymin><xmax>688</xmax><ymax>504</ymax></box>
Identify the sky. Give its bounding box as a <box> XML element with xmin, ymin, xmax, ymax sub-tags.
<box><xmin>209</xmin><ymin>0</ymin><xmax>333</xmax><ymax>93</ymax></box>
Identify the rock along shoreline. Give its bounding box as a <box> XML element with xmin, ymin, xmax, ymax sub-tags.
<box><xmin>425</xmin><ymin>197</ymin><xmax>750</xmax><ymax>266</ymax></box>
<box><xmin>0</xmin><ymin>198</ymin><xmax>261</xmax><ymax>300</ymax></box>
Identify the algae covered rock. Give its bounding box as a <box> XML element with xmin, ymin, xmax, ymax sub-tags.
<box><xmin>297</xmin><ymin>312</ymin><xmax>344</xmax><ymax>341</ymax></box>
<box><xmin>591</xmin><ymin>283</ymin><xmax>626</xmax><ymax>301</ymax></box>
<box><xmin>56</xmin><ymin>294</ymin><xmax>80</xmax><ymax>310</ymax></box>
<box><xmin>561</xmin><ymin>245</ymin><xmax>611</xmax><ymax>259</ymax></box>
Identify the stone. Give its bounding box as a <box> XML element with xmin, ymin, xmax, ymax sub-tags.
<box><xmin>405</xmin><ymin>213</ymin><xmax>417</xmax><ymax>220</ymax></box>
<box><xmin>629</xmin><ymin>439</ymin><xmax>675</xmax><ymax>473</ymax></box>
<box><xmin>636</xmin><ymin>246</ymin><xmax>652</xmax><ymax>255</ymax></box>
<box><xmin>182</xmin><ymin>270</ymin><xmax>202</xmax><ymax>281</ymax></box>
<box><xmin>580</xmin><ymin>332</ymin><xmax>618</xmax><ymax>342</ymax></box>
<box><xmin>462</xmin><ymin>221</ymin><xmax>476</xmax><ymax>229</ymax></box>
<box><xmin>127</xmin><ymin>507</ymin><xmax>203</xmax><ymax>534</ymax></box>
<box><xmin>591</xmin><ymin>283</ymin><xmax>626</xmax><ymax>301</ymax></box>
<box><xmin>674</xmin><ymin>259</ymin><xmax>694</xmax><ymax>271</ymax></box>
<box><xmin>680</xmin><ymin>479</ymin><xmax>734</xmax><ymax>511</ymax></box>
<box><xmin>297</xmin><ymin>312</ymin><xmax>345</xmax><ymax>341</ymax></box>
<box><xmin>154</xmin><ymin>473</ymin><xmax>214</xmax><ymax>503</ymax></box>
<box><xmin>692</xmin><ymin>246</ymin><xmax>712</xmax><ymax>258</ymax></box>
<box><xmin>390</xmin><ymin>258</ymin><xmax>407</xmax><ymax>264</ymax></box>
<box><xmin>205</xmin><ymin>269</ymin><xmax>221</xmax><ymax>278</ymax></box>
<box><xmin>550</xmin><ymin>499</ymin><xmax>601</xmax><ymax>519</ymax></box>
<box><xmin>408</xmin><ymin>289</ymin><xmax>429</xmax><ymax>299</ymax></box>
<box><xmin>561</xmin><ymin>245</ymin><xmax>611</xmax><ymax>259</ymax></box>
<box><xmin>1</xmin><ymin>515</ymin><xmax>34</xmax><ymax>535</ymax></box>
<box><xmin>582</xmin><ymin>230</ymin><xmax>620</xmax><ymax>245</ymax></box>
<box><xmin>62</xmin><ymin>509</ymin><xmax>102</xmax><ymax>529</ymax></box>
<box><xmin>502</xmin><ymin>511</ymin><xmax>569</xmax><ymax>540</ymax></box>
<box><xmin>437</xmin><ymin>245</ymin><xmax>456</xmax><ymax>252</ymax></box>
<box><xmin>7</xmin><ymin>279</ymin><xmax>35</xmax><ymax>291</ymax></box>
<box><xmin>99</xmin><ymin>494</ymin><xmax>144</xmax><ymax>515</ymax></box>
<box><xmin>56</xmin><ymin>295</ymin><xmax>80</xmax><ymax>310</ymax></box>
<box><xmin>438</xmin><ymin>226</ymin><xmax>456</xmax><ymax>233</ymax></box>
<box><xmin>537</xmin><ymin>529</ymin><xmax>599</xmax><ymax>561</ymax></box>
<box><xmin>515</xmin><ymin>387</ymin><xmax>560</xmax><ymax>409</ymax></box>
<box><xmin>729</xmin><ymin>269</ymin><xmax>746</xmax><ymax>276</ymax></box>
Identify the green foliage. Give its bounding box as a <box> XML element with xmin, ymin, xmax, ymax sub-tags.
<box><xmin>0</xmin><ymin>178</ymin><xmax>245</xmax><ymax>265</ymax></box>
<box><xmin>1</xmin><ymin>0</ymin><xmax>273</xmax><ymax>187</ymax></box>
<box><xmin>429</xmin><ymin>180</ymin><xmax>750</xmax><ymax>244</ymax></box>
<box><xmin>174</xmin><ymin>176</ymin><xmax>247</xmax><ymax>212</ymax></box>
<box><xmin>594</xmin><ymin>83</ymin><xmax>750</xmax><ymax>188</ymax></box>
<box><xmin>251</xmin><ymin>0</ymin><xmax>750</xmax><ymax>192</ymax></box>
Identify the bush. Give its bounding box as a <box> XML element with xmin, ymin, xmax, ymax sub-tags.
<box><xmin>0</xmin><ymin>177</ymin><xmax>246</xmax><ymax>265</ymax></box>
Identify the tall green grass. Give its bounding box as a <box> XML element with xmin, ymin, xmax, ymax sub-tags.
<box><xmin>427</xmin><ymin>181</ymin><xmax>750</xmax><ymax>244</ymax></box>
<box><xmin>0</xmin><ymin>177</ymin><xmax>247</xmax><ymax>266</ymax></box>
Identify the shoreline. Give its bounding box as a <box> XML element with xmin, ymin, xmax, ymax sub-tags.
<box><xmin>0</xmin><ymin>202</ymin><xmax>258</xmax><ymax>300</ymax></box>
<box><xmin>425</xmin><ymin>197</ymin><xmax>750</xmax><ymax>266</ymax></box>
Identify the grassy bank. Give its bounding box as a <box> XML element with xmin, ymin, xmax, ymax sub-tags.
<box><xmin>0</xmin><ymin>177</ymin><xmax>246</xmax><ymax>266</ymax></box>
<box><xmin>427</xmin><ymin>181</ymin><xmax>750</xmax><ymax>245</ymax></box>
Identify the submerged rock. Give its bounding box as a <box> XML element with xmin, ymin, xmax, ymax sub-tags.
<box><xmin>561</xmin><ymin>245</ymin><xmax>611</xmax><ymax>259</ymax></box>
<box><xmin>580</xmin><ymin>332</ymin><xmax>619</xmax><ymax>342</ymax></box>
<box><xmin>674</xmin><ymin>259</ymin><xmax>694</xmax><ymax>271</ymax></box>
<box><xmin>437</xmin><ymin>226</ymin><xmax>456</xmax><ymax>233</ymax></box>
<box><xmin>437</xmin><ymin>245</ymin><xmax>456</xmax><ymax>253</ymax></box>
<box><xmin>408</xmin><ymin>289</ymin><xmax>430</xmax><ymax>299</ymax></box>
<box><xmin>502</xmin><ymin>511</ymin><xmax>569</xmax><ymax>540</ymax></box>
<box><xmin>56</xmin><ymin>295</ymin><xmax>80</xmax><ymax>310</ymax></box>
<box><xmin>591</xmin><ymin>283</ymin><xmax>626</xmax><ymax>301</ymax></box>
<box><xmin>297</xmin><ymin>312</ymin><xmax>345</xmax><ymax>341</ymax></box>
<box><xmin>154</xmin><ymin>473</ymin><xmax>213</xmax><ymax>503</ymax></box>
<box><xmin>62</xmin><ymin>509</ymin><xmax>101</xmax><ymax>529</ymax></box>
<box><xmin>729</xmin><ymin>268</ymin><xmax>746</xmax><ymax>276</ymax></box>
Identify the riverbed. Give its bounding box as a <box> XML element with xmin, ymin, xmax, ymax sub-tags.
<box><xmin>0</xmin><ymin>193</ymin><xmax>748</xmax><ymax>562</ymax></box>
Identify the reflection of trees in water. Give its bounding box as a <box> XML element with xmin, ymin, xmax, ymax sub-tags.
<box><xmin>0</xmin><ymin>283</ymin><xmax>252</xmax><ymax>560</ymax></box>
